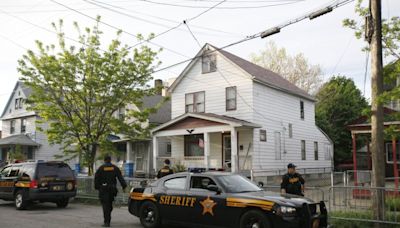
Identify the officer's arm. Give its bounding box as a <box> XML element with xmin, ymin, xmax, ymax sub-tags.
<box><xmin>157</xmin><ymin>170</ymin><xmax>161</xmax><ymax>179</ymax></box>
<box><xmin>94</xmin><ymin>167</ymin><xmax>101</xmax><ymax>190</ymax></box>
<box><xmin>299</xmin><ymin>175</ymin><xmax>305</xmax><ymax>192</ymax></box>
<box><xmin>115</xmin><ymin>167</ymin><xmax>127</xmax><ymax>189</ymax></box>
<box><xmin>280</xmin><ymin>175</ymin><xmax>288</xmax><ymax>194</ymax></box>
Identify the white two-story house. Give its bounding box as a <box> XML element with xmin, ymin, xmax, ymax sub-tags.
<box><xmin>0</xmin><ymin>81</ymin><xmax>63</xmax><ymax>163</ymax></box>
<box><xmin>151</xmin><ymin>44</ymin><xmax>333</xmax><ymax>176</ymax></box>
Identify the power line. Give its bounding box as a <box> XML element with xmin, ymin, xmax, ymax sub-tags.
<box><xmin>363</xmin><ymin>49</ymin><xmax>370</xmax><ymax>96</ymax></box>
<box><xmin>50</xmin><ymin>0</ymin><xmax>190</xmax><ymax>58</ymax></box>
<box><xmin>139</xmin><ymin>0</ymin><xmax>305</xmax><ymax>9</ymax></box>
<box><xmin>184</xmin><ymin>22</ymin><xmax>203</xmax><ymax>48</ymax></box>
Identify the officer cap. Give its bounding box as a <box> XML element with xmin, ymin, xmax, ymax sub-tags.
<box><xmin>287</xmin><ymin>163</ymin><xmax>296</xmax><ymax>168</ymax></box>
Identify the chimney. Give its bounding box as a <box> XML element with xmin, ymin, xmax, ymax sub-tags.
<box><xmin>154</xmin><ymin>79</ymin><xmax>163</xmax><ymax>95</ymax></box>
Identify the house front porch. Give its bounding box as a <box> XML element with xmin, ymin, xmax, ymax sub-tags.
<box><xmin>152</xmin><ymin>113</ymin><xmax>260</xmax><ymax>173</ymax></box>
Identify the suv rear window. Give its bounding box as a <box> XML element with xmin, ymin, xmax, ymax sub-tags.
<box><xmin>36</xmin><ymin>163</ymin><xmax>74</xmax><ymax>179</ymax></box>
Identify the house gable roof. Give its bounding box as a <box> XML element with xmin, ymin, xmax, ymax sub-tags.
<box><xmin>140</xmin><ymin>95</ymin><xmax>171</xmax><ymax>125</ymax></box>
<box><xmin>1</xmin><ymin>81</ymin><xmax>33</xmax><ymax>119</ymax></box>
<box><xmin>168</xmin><ymin>43</ymin><xmax>314</xmax><ymax>101</ymax></box>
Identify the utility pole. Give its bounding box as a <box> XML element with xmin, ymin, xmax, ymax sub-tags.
<box><xmin>368</xmin><ymin>0</ymin><xmax>385</xmax><ymax>225</ymax></box>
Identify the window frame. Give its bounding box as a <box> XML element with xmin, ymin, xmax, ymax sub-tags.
<box><xmin>300</xmin><ymin>101</ymin><xmax>304</xmax><ymax>120</ymax></box>
<box><xmin>386</xmin><ymin>142</ymin><xmax>400</xmax><ymax>163</ymax></box>
<box><xmin>21</xmin><ymin>118</ymin><xmax>27</xmax><ymax>133</ymax></box>
<box><xmin>225</xmin><ymin>86</ymin><xmax>237</xmax><ymax>111</ymax></box>
<box><xmin>10</xmin><ymin>120</ymin><xmax>15</xmax><ymax>134</ymax></box>
<box><xmin>163</xmin><ymin>176</ymin><xmax>188</xmax><ymax>190</ymax></box>
<box><xmin>185</xmin><ymin>91</ymin><xmax>205</xmax><ymax>113</ymax></box>
<box><xmin>301</xmin><ymin>140</ymin><xmax>306</xmax><ymax>160</ymax></box>
<box><xmin>202</xmin><ymin>53</ymin><xmax>217</xmax><ymax>74</ymax></box>
<box><xmin>314</xmin><ymin>141</ymin><xmax>319</xmax><ymax>160</ymax></box>
<box><xmin>184</xmin><ymin>134</ymin><xmax>204</xmax><ymax>157</ymax></box>
<box><xmin>260</xmin><ymin>129</ymin><xmax>267</xmax><ymax>142</ymax></box>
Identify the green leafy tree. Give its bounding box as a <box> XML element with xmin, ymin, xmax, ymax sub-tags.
<box><xmin>18</xmin><ymin>19</ymin><xmax>161</xmax><ymax>175</ymax></box>
<box><xmin>316</xmin><ymin>76</ymin><xmax>368</xmax><ymax>165</ymax></box>
<box><xmin>9</xmin><ymin>145</ymin><xmax>25</xmax><ymax>161</ymax></box>
<box><xmin>251</xmin><ymin>41</ymin><xmax>323</xmax><ymax>94</ymax></box>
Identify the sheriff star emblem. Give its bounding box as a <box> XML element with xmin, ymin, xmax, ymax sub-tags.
<box><xmin>200</xmin><ymin>196</ymin><xmax>217</xmax><ymax>216</ymax></box>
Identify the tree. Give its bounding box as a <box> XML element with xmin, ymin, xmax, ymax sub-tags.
<box><xmin>250</xmin><ymin>41</ymin><xmax>323</xmax><ymax>94</ymax></box>
<box><xmin>18</xmin><ymin>19</ymin><xmax>160</xmax><ymax>175</ymax></box>
<box><xmin>315</xmin><ymin>76</ymin><xmax>368</xmax><ymax>165</ymax></box>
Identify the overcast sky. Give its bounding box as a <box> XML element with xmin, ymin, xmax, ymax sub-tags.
<box><xmin>0</xmin><ymin>0</ymin><xmax>399</xmax><ymax>113</ymax></box>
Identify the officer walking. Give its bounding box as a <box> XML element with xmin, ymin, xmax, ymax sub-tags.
<box><xmin>280</xmin><ymin>163</ymin><xmax>305</xmax><ymax>196</ymax></box>
<box><xmin>94</xmin><ymin>155</ymin><xmax>127</xmax><ymax>227</ymax></box>
<box><xmin>157</xmin><ymin>159</ymin><xmax>174</xmax><ymax>178</ymax></box>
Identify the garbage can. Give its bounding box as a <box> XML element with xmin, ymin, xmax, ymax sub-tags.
<box><xmin>124</xmin><ymin>162</ymin><xmax>135</xmax><ymax>177</ymax></box>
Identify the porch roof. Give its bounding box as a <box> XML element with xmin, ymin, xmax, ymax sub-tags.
<box><xmin>0</xmin><ymin>134</ymin><xmax>40</xmax><ymax>146</ymax></box>
<box><xmin>151</xmin><ymin>112</ymin><xmax>261</xmax><ymax>134</ymax></box>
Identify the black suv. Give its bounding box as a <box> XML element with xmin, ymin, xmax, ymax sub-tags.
<box><xmin>0</xmin><ymin>161</ymin><xmax>77</xmax><ymax>210</ymax></box>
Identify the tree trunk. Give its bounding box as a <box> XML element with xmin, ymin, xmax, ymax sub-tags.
<box><xmin>88</xmin><ymin>144</ymin><xmax>98</xmax><ymax>176</ymax></box>
<box><xmin>370</xmin><ymin>0</ymin><xmax>385</xmax><ymax>227</ymax></box>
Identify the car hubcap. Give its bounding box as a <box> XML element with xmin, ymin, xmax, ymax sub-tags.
<box><xmin>16</xmin><ymin>194</ymin><xmax>22</xmax><ymax>207</ymax></box>
<box><xmin>145</xmin><ymin>209</ymin><xmax>154</xmax><ymax>222</ymax></box>
<box><xmin>251</xmin><ymin>223</ymin><xmax>260</xmax><ymax>228</ymax></box>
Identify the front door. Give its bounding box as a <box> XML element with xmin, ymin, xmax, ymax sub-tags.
<box><xmin>222</xmin><ymin>134</ymin><xmax>231</xmax><ymax>169</ymax></box>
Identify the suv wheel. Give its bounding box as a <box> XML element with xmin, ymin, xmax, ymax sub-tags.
<box><xmin>240</xmin><ymin>210</ymin><xmax>271</xmax><ymax>228</ymax></box>
<box><xmin>15</xmin><ymin>190</ymin><xmax>29</xmax><ymax>210</ymax></box>
<box><xmin>139</xmin><ymin>201</ymin><xmax>161</xmax><ymax>228</ymax></box>
<box><xmin>56</xmin><ymin>198</ymin><xmax>69</xmax><ymax>208</ymax></box>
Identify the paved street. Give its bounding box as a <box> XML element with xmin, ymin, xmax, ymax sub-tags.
<box><xmin>0</xmin><ymin>200</ymin><xmax>142</xmax><ymax>228</ymax></box>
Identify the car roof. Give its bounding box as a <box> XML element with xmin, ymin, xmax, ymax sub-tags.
<box><xmin>166</xmin><ymin>171</ymin><xmax>235</xmax><ymax>178</ymax></box>
<box><xmin>8</xmin><ymin>161</ymin><xmax>66</xmax><ymax>166</ymax></box>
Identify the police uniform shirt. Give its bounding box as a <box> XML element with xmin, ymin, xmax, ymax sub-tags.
<box><xmin>280</xmin><ymin>172</ymin><xmax>305</xmax><ymax>196</ymax></box>
<box><xmin>157</xmin><ymin>165</ymin><xmax>173</xmax><ymax>178</ymax></box>
<box><xmin>94</xmin><ymin>163</ymin><xmax>127</xmax><ymax>192</ymax></box>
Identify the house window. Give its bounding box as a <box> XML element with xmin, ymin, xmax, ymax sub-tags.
<box><xmin>10</xmin><ymin>120</ymin><xmax>15</xmax><ymax>134</ymax></box>
<box><xmin>185</xmin><ymin>91</ymin><xmax>205</xmax><ymax>113</ymax></box>
<box><xmin>166</xmin><ymin>142</ymin><xmax>172</xmax><ymax>156</ymax></box>
<box><xmin>19</xmin><ymin>98</ymin><xmax>23</xmax><ymax>109</ymax></box>
<box><xmin>314</xmin><ymin>142</ymin><xmax>318</xmax><ymax>160</ymax></box>
<box><xmin>21</xmin><ymin>118</ymin><xmax>27</xmax><ymax>133</ymax></box>
<box><xmin>202</xmin><ymin>53</ymin><xmax>216</xmax><ymax>73</ymax></box>
<box><xmin>118</xmin><ymin>107</ymin><xmax>125</xmax><ymax>120</ymax></box>
<box><xmin>301</xmin><ymin>140</ymin><xmax>306</xmax><ymax>160</ymax></box>
<box><xmin>324</xmin><ymin>143</ymin><xmax>331</xmax><ymax>160</ymax></box>
<box><xmin>226</xmin><ymin>86</ymin><xmax>237</xmax><ymax>111</ymax></box>
<box><xmin>386</xmin><ymin>143</ymin><xmax>400</xmax><ymax>163</ymax></box>
<box><xmin>300</xmin><ymin>101</ymin><xmax>304</xmax><ymax>119</ymax></box>
<box><xmin>288</xmin><ymin>123</ymin><xmax>293</xmax><ymax>138</ymax></box>
<box><xmin>184</xmin><ymin>134</ymin><xmax>204</xmax><ymax>157</ymax></box>
<box><xmin>260</xmin><ymin>130</ymin><xmax>267</xmax><ymax>142</ymax></box>
<box><xmin>15</xmin><ymin>99</ymin><xmax>19</xmax><ymax>109</ymax></box>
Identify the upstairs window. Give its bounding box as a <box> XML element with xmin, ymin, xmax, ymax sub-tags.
<box><xmin>301</xmin><ymin>140</ymin><xmax>306</xmax><ymax>160</ymax></box>
<box><xmin>10</xmin><ymin>120</ymin><xmax>15</xmax><ymax>134</ymax></box>
<box><xmin>300</xmin><ymin>101</ymin><xmax>304</xmax><ymax>120</ymax></box>
<box><xmin>185</xmin><ymin>91</ymin><xmax>205</xmax><ymax>113</ymax></box>
<box><xmin>314</xmin><ymin>141</ymin><xmax>319</xmax><ymax>160</ymax></box>
<box><xmin>202</xmin><ymin>53</ymin><xmax>216</xmax><ymax>73</ymax></box>
<box><xmin>226</xmin><ymin>86</ymin><xmax>237</xmax><ymax>111</ymax></box>
<box><xmin>21</xmin><ymin>118</ymin><xmax>27</xmax><ymax>133</ymax></box>
<box><xmin>15</xmin><ymin>98</ymin><xmax>23</xmax><ymax>110</ymax></box>
<box><xmin>118</xmin><ymin>107</ymin><xmax>125</xmax><ymax>120</ymax></box>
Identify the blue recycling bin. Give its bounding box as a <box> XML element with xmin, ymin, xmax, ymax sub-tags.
<box><xmin>74</xmin><ymin>163</ymin><xmax>81</xmax><ymax>175</ymax></box>
<box><xmin>124</xmin><ymin>162</ymin><xmax>134</xmax><ymax>177</ymax></box>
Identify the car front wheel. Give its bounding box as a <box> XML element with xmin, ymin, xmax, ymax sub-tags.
<box><xmin>56</xmin><ymin>198</ymin><xmax>69</xmax><ymax>208</ymax></box>
<box><xmin>15</xmin><ymin>190</ymin><xmax>29</xmax><ymax>210</ymax></box>
<box><xmin>139</xmin><ymin>201</ymin><xmax>161</xmax><ymax>228</ymax></box>
<box><xmin>240</xmin><ymin>210</ymin><xmax>271</xmax><ymax>228</ymax></box>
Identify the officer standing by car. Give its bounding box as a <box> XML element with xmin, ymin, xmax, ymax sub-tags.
<box><xmin>157</xmin><ymin>159</ymin><xmax>174</xmax><ymax>178</ymax></box>
<box><xmin>95</xmin><ymin>155</ymin><xmax>127</xmax><ymax>227</ymax></box>
<box><xmin>280</xmin><ymin>163</ymin><xmax>305</xmax><ymax>196</ymax></box>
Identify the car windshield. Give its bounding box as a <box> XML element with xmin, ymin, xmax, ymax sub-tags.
<box><xmin>216</xmin><ymin>174</ymin><xmax>262</xmax><ymax>193</ymax></box>
<box><xmin>37</xmin><ymin>163</ymin><xmax>74</xmax><ymax>179</ymax></box>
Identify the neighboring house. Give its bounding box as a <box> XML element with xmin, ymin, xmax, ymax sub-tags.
<box><xmin>0</xmin><ymin>81</ymin><xmax>62</xmax><ymax>163</ymax></box>
<box><xmin>151</xmin><ymin>44</ymin><xmax>333</xmax><ymax>176</ymax></box>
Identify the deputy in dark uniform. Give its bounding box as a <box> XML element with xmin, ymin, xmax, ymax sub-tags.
<box><xmin>95</xmin><ymin>155</ymin><xmax>127</xmax><ymax>227</ymax></box>
<box><xmin>157</xmin><ymin>159</ymin><xmax>174</xmax><ymax>179</ymax></box>
<box><xmin>280</xmin><ymin>163</ymin><xmax>305</xmax><ymax>196</ymax></box>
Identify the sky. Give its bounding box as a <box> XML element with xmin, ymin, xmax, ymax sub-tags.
<box><xmin>0</xmin><ymin>0</ymin><xmax>399</xmax><ymax>114</ymax></box>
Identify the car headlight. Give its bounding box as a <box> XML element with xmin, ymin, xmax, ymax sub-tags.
<box><xmin>274</xmin><ymin>205</ymin><xmax>297</xmax><ymax>216</ymax></box>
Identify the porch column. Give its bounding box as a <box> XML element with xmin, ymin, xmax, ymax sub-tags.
<box><xmin>392</xmin><ymin>137</ymin><xmax>399</xmax><ymax>190</ymax></box>
<box><xmin>204</xmin><ymin>132</ymin><xmax>211</xmax><ymax>170</ymax></box>
<box><xmin>153</xmin><ymin>136</ymin><xmax>159</xmax><ymax>172</ymax></box>
<box><xmin>231</xmin><ymin>127</ymin><xmax>238</xmax><ymax>173</ymax></box>
<box><xmin>352</xmin><ymin>133</ymin><xmax>358</xmax><ymax>186</ymax></box>
<box><xmin>126</xmin><ymin>141</ymin><xmax>132</xmax><ymax>163</ymax></box>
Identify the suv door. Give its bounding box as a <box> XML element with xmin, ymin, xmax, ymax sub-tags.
<box><xmin>0</xmin><ymin>165</ymin><xmax>21</xmax><ymax>199</ymax></box>
<box><xmin>187</xmin><ymin>175</ymin><xmax>229</xmax><ymax>227</ymax></box>
<box><xmin>158</xmin><ymin>175</ymin><xmax>190</xmax><ymax>223</ymax></box>
<box><xmin>0</xmin><ymin>166</ymin><xmax>12</xmax><ymax>198</ymax></box>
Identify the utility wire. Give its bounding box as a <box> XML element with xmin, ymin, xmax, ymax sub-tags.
<box><xmin>363</xmin><ymin>49</ymin><xmax>370</xmax><ymax>96</ymax></box>
<box><xmin>50</xmin><ymin>0</ymin><xmax>190</xmax><ymax>58</ymax></box>
<box><xmin>184</xmin><ymin>22</ymin><xmax>203</xmax><ymax>48</ymax></box>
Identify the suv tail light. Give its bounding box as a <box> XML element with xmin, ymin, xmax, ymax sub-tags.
<box><xmin>29</xmin><ymin>180</ymin><xmax>38</xmax><ymax>189</ymax></box>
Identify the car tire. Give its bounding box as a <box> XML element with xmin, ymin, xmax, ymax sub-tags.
<box><xmin>139</xmin><ymin>201</ymin><xmax>161</xmax><ymax>228</ymax></box>
<box><xmin>56</xmin><ymin>198</ymin><xmax>69</xmax><ymax>208</ymax></box>
<box><xmin>240</xmin><ymin>210</ymin><xmax>271</xmax><ymax>228</ymax></box>
<box><xmin>15</xmin><ymin>190</ymin><xmax>29</xmax><ymax>210</ymax></box>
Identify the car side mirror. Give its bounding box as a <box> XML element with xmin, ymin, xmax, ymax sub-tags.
<box><xmin>257</xmin><ymin>181</ymin><xmax>264</xmax><ymax>188</ymax></box>
<box><xmin>207</xmin><ymin>184</ymin><xmax>221</xmax><ymax>194</ymax></box>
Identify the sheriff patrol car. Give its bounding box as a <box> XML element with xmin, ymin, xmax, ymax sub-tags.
<box><xmin>128</xmin><ymin>172</ymin><xmax>327</xmax><ymax>228</ymax></box>
<box><xmin>0</xmin><ymin>161</ymin><xmax>76</xmax><ymax>210</ymax></box>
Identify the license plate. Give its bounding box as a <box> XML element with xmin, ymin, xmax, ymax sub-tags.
<box><xmin>312</xmin><ymin>219</ymin><xmax>320</xmax><ymax>228</ymax></box>
<box><xmin>52</xmin><ymin>185</ymin><xmax>64</xmax><ymax>191</ymax></box>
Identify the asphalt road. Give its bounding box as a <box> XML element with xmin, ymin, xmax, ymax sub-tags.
<box><xmin>0</xmin><ymin>200</ymin><xmax>143</xmax><ymax>228</ymax></box>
